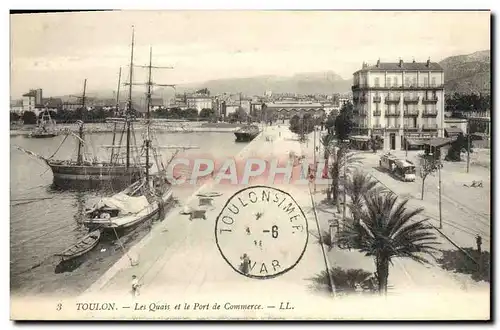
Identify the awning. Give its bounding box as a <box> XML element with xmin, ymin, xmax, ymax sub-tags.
<box><xmin>445</xmin><ymin>127</ymin><xmax>463</xmax><ymax>136</ymax></box>
<box><xmin>406</xmin><ymin>139</ymin><xmax>426</xmax><ymax>146</ymax></box>
<box><xmin>424</xmin><ymin>137</ymin><xmax>454</xmax><ymax>148</ymax></box>
<box><xmin>350</xmin><ymin>135</ymin><xmax>370</xmax><ymax>141</ymax></box>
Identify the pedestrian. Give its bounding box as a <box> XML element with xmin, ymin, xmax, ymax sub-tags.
<box><xmin>131</xmin><ymin>275</ymin><xmax>141</xmax><ymax>297</ymax></box>
<box><xmin>476</xmin><ymin>235</ymin><xmax>482</xmax><ymax>254</ymax></box>
<box><xmin>239</xmin><ymin>253</ymin><xmax>251</xmax><ymax>274</ymax></box>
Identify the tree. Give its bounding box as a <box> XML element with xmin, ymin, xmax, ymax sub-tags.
<box><xmin>334</xmin><ymin>101</ymin><xmax>355</xmax><ymax>141</ymax></box>
<box><xmin>10</xmin><ymin>112</ymin><xmax>20</xmax><ymax>122</ymax></box>
<box><xmin>22</xmin><ymin>111</ymin><xmax>37</xmax><ymax>125</ymax></box>
<box><xmin>235</xmin><ymin>107</ymin><xmax>248</xmax><ymax>123</ymax></box>
<box><xmin>370</xmin><ymin>135</ymin><xmax>382</xmax><ymax>153</ymax></box>
<box><xmin>199</xmin><ymin>108</ymin><xmax>215</xmax><ymax>119</ymax></box>
<box><xmin>445</xmin><ymin>133</ymin><xmax>472</xmax><ymax>161</ymax></box>
<box><xmin>328</xmin><ymin>145</ymin><xmax>362</xmax><ymax>211</ymax></box>
<box><xmin>183</xmin><ymin>108</ymin><xmax>199</xmax><ymax>120</ymax></box>
<box><xmin>289</xmin><ymin>114</ymin><xmax>315</xmax><ymax>143</ymax></box>
<box><xmin>344</xmin><ymin>170</ymin><xmax>379</xmax><ymax>224</ymax></box>
<box><xmin>418</xmin><ymin>154</ymin><xmax>442</xmax><ymax>200</ymax></box>
<box><xmin>339</xmin><ymin>192</ymin><xmax>440</xmax><ymax>295</ymax></box>
<box><xmin>321</xmin><ymin>132</ymin><xmax>336</xmax><ymax>200</ymax></box>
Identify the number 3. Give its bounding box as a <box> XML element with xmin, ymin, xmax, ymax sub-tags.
<box><xmin>56</xmin><ymin>303</ymin><xmax>62</xmax><ymax>311</ymax></box>
<box><xmin>272</xmin><ymin>225</ymin><xmax>278</xmax><ymax>238</ymax></box>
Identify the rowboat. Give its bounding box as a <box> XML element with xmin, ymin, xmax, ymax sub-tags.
<box><xmin>54</xmin><ymin>229</ymin><xmax>101</xmax><ymax>262</ymax></box>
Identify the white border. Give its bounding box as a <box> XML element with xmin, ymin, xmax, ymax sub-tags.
<box><xmin>4</xmin><ymin>1</ymin><xmax>496</xmax><ymax>329</ymax></box>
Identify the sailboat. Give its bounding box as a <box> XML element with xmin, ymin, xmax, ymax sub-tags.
<box><xmin>29</xmin><ymin>108</ymin><xmax>58</xmax><ymax>138</ymax></box>
<box><xmin>83</xmin><ymin>46</ymin><xmax>175</xmax><ymax>232</ymax></box>
<box><xmin>16</xmin><ymin>30</ymin><xmax>147</xmax><ymax>190</ymax></box>
<box><xmin>45</xmin><ymin>75</ymin><xmax>145</xmax><ymax>190</ymax></box>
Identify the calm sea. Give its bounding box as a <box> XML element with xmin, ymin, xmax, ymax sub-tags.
<box><xmin>10</xmin><ymin>129</ymin><xmax>246</xmax><ymax>296</ymax></box>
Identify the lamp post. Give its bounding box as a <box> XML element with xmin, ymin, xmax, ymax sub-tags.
<box><xmin>438</xmin><ymin>160</ymin><xmax>442</xmax><ymax>229</ymax></box>
<box><xmin>467</xmin><ymin>118</ymin><xmax>471</xmax><ymax>173</ymax></box>
<box><xmin>313</xmin><ymin>126</ymin><xmax>317</xmax><ymax>193</ymax></box>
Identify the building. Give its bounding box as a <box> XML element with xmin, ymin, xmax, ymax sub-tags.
<box><xmin>186</xmin><ymin>94</ymin><xmax>213</xmax><ymax>113</ymax></box>
<box><xmin>263</xmin><ymin>101</ymin><xmax>326</xmax><ymax>122</ymax></box>
<box><xmin>22</xmin><ymin>90</ymin><xmax>37</xmax><ymax>112</ymax></box>
<box><xmin>352</xmin><ymin>58</ymin><xmax>445</xmax><ymax>150</ymax></box>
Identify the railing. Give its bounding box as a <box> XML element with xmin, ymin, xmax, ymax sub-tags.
<box><xmin>385</xmin><ymin>95</ymin><xmax>401</xmax><ymax>103</ymax></box>
<box><xmin>373</xmin><ymin>110</ymin><xmax>381</xmax><ymax>116</ymax></box>
<box><xmin>403</xmin><ymin>96</ymin><xmax>420</xmax><ymax>103</ymax></box>
<box><xmin>373</xmin><ymin>96</ymin><xmax>382</xmax><ymax>103</ymax></box>
<box><xmin>352</xmin><ymin>84</ymin><xmax>444</xmax><ymax>90</ymax></box>
<box><xmin>385</xmin><ymin>111</ymin><xmax>401</xmax><ymax>117</ymax></box>
<box><xmin>404</xmin><ymin>110</ymin><xmax>419</xmax><ymax>116</ymax></box>
<box><xmin>422</xmin><ymin>124</ymin><xmax>438</xmax><ymax>130</ymax></box>
<box><xmin>422</xmin><ymin>96</ymin><xmax>439</xmax><ymax>103</ymax></box>
<box><xmin>403</xmin><ymin>125</ymin><xmax>419</xmax><ymax>130</ymax></box>
<box><xmin>386</xmin><ymin>124</ymin><xmax>401</xmax><ymax>129</ymax></box>
<box><xmin>360</xmin><ymin>96</ymin><xmax>368</xmax><ymax>103</ymax></box>
<box><xmin>358</xmin><ymin>110</ymin><xmax>367</xmax><ymax>116</ymax></box>
<box><xmin>372</xmin><ymin>124</ymin><xmax>382</xmax><ymax>128</ymax></box>
<box><xmin>422</xmin><ymin>109</ymin><xmax>438</xmax><ymax>116</ymax></box>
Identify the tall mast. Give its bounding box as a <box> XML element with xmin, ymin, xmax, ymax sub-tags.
<box><xmin>145</xmin><ymin>47</ymin><xmax>153</xmax><ymax>182</ymax></box>
<box><xmin>126</xmin><ymin>26</ymin><xmax>135</xmax><ymax>169</ymax></box>
<box><xmin>110</xmin><ymin>68</ymin><xmax>122</xmax><ymax>163</ymax></box>
<box><xmin>76</xmin><ymin>79</ymin><xmax>87</xmax><ymax>165</ymax></box>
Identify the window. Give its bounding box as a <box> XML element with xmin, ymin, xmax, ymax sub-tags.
<box><xmin>394</xmin><ymin>77</ymin><xmax>398</xmax><ymax>87</ymax></box>
<box><xmin>431</xmin><ymin>77</ymin><xmax>436</xmax><ymax>87</ymax></box>
<box><xmin>424</xmin><ymin>77</ymin><xmax>429</xmax><ymax>87</ymax></box>
<box><xmin>386</xmin><ymin>77</ymin><xmax>391</xmax><ymax>87</ymax></box>
<box><xmin>405</xmin><ymin>77</ymin><xmax>410</xmax><ymax>87</ymax></box>
<box><xmin>374</xmin><ymin>77</ymin><xmax>380</xmax><ymax>87</ymax></box>
<box><xmin>412</xmin><ymin>77</ymin><xmax>417</xmax><ymax>86</ymax></box>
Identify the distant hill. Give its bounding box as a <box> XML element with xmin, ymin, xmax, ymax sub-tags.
<box><xmin>25</xmin><ymin>50</ymin><xmax>489</xmax><ymax>104</ymax></box>
<box><xmin>440</xmin><ymin>50</ymin><xmax>490</xmax><ymax>95</ymax></box>
<box><xmin>172</xmin><ymin>71</ymin><xmax>352</xmax><ymax>96</ymax></box>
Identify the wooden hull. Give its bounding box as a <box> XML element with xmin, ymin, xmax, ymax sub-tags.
<box><xmin>83</xmin><ymin>188</ymin><xmax>173</xmax><ymax>232</ymax></box>
<box><xmin>234</xmin><ymin>132</ymin><xmax>259</xmax><ymax>142</ymax></box>
<box><xmin>48</xmin><ymin>162</ymin><xmax>144</xmax><ymax>190</ymax></box>
<box><xmin>29</xmin><ymin>133</ymin><xmax>57</xmax><ymax>138</ymax></box>
<box><xmin>54</xmin><ymin>230</ymin><xmax>101</xmax><ymax>262</ymax></box>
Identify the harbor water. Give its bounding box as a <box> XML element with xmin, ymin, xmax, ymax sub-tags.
<box><xmin>10</xmin><ymin>130</ymin><xmax>247</xmax><ymax>297</ymax></box>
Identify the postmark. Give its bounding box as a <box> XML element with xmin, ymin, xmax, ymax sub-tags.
<box><xmin>215</xmin><ymin>185</ymin><xmax>308</xmax><ymax>279</ymax></box>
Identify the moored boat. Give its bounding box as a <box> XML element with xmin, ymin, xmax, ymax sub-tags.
<box><xmin>83</xmin><ymin>176</ymin><xmax>173</xmax><ymax>231</ymax></box>
<box><xmin>54</xmin><ymin>229</ymin><xmax>101</xmax><ymax>262</ymax></box>
<box><xmin>234</xmin><ymin>124</ymin><xmax>260</xmax><ymax>142</ymax></box>
<box><xmin>29</xmin><ymin>110</ymin><xmax>58</xmax><ymax>138</ymax></box>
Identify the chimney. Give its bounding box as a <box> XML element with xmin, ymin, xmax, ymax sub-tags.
<box><xmin>426</xmin><ymin>57</ymin><xmax>431</xmax><ymax>67</ymax></box>
<box><xmin>399</xmin><ymin>58</ymin><xmax>403</xmax><ymax>67</ymax></box>
<box><xmin>376</xmin><ymin>59</ymin><xmax>380</xmax><ymax>67</ymax></box>
<box><xmin>362</xmin><ymin>62</ymin><xmax>368</xmax><ymax>69</ymax></box>
<box><xmin>412</xmin><ymin>57</ymin><xmax>416</xmax><ymax>63</ymax></box>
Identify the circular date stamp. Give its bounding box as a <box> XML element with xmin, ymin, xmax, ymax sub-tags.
<box><xmin>215</xmin><ymin>185</ymin><xmax>308</xmax><ymax>279</ymax></box>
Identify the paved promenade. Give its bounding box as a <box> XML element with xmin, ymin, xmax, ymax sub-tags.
<box><xmin>74</xmin><ymin>125</ymin><xmax>334</xmax><ymax>319</ymax></box>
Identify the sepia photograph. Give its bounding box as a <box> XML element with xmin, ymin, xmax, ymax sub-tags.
<box><xmin>9</xmin><ymin>9</ymin><xmax>491</xmax><ymax>320</ymax></box>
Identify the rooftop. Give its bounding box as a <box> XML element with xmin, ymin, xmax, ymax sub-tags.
<box><xmin>355</xmin><ymin>59</ymin><xmax>443</xmax><ymax>73</ymax></box>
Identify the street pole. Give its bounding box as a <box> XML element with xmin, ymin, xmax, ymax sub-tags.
<box><xmin>405</xmin><ymin>128</ymin><xmax>408</xmax><ymax>158</ymax></box>
<box><xmin>467</xmin><ymin>119</ymin><xmax>471</xmax><ymax>173</ymax></box>
<box><xmin>313</xmin><ymin>126</ymin><xmax>317</xmax><ymax>193</ymax></box>
<box><xmin>342</xmin><ymin>144</ymin><xmax>347</xmax><ymax>229</ymax></box>
<box><xmin>438</xmin><ymin>161</ymin><xmax>442</xmax><ymax>229</ymax></box>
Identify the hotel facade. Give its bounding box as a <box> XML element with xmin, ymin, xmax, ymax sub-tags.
<box><xmin>351</xmin><ymin>59</ymin><xmax>445</xmax><ymax>150</ymax></box>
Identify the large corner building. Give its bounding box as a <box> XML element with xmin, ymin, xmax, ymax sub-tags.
<box><xmin>351</xmin><ymin>58</ymin><xmax>445</xmax><ymax>150</ymax></box>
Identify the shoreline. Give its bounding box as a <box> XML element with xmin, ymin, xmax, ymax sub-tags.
<box><xmin>81</xmin><ymin>129</ymin><xmax>269</xmax><ymax>296</ymax></box>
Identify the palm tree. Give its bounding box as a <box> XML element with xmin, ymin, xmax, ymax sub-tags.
<box><xmin>308</xmin><ymin>267</ymin><xmax>376</xmax><ymax>296</ymax></box>
<box><xmin>344</xmin><ymin>170</ymin><xmax>380</xmax><ymax>223</ymax></box>
<box><xmin>339</xmin><ymin>192</ymin><xmax>440</xmax><ymax>295</ymax></box>
<box><xmin>329</xmin><ymin>145</ymin><xmax>362</xmax><ymax>211</ymax></box>
<box><xmin>321</xmin><ymin>133</ymin><xmax>336</xmax><ymax>200</ymax></box>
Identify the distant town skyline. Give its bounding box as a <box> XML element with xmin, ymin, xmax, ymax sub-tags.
<box><xmin>10</xmin><ymin>10</ymin><xmax>490</xmax><ymax>99</ymax></box>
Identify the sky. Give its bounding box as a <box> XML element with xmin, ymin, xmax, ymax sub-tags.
<box><xmin>10</xmin><ymin>10</ymin><xmax>490</xmax><ymax>99</ymax></box>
